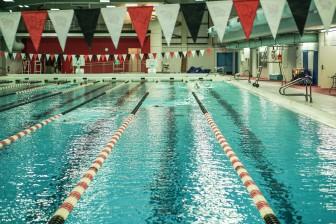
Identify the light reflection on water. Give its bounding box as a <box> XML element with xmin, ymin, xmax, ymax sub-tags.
<box><xmin>0</xmin><ymin>82</ymin><xmax>335</xmax><ymax>224</ymax></box>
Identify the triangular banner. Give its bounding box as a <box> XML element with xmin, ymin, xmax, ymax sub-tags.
<box><xmin>38</xmin><ymin>54</ymin><xmax>42</xmax><ymax>61</ymax></box>
<box><xmin>174</xmin><ymin>51</ymin><xmax>179</xmax><ymax>58</ymax></box>
<box><xmin>48</xmin><ymin>10</ymin><xmax>74</xmax><ymax>51</ymax></box>
<box><xmin>314</xmin><ymin>0</ymin><xmax>336</xmax><ymax>30</ymax></box>
<box><xmin>233</xmin><ymin>0</ymin><xmax>259</xmax><ymax>39</ymax></box>
<box><xmin>287</xmin><ymin>0</ymin><xmax>312</xmax><ymax>36</ymax></box>
<box><xmin>178</xmin><ymin>51</ymin><xmax>183</xmax><ymax>58</ymax></box>
<box><xmin>4</xmin><ymin>52</ymin><xmax>8</xmax><ymax>59</ymax></box>
<box><xmin>131</xmin><ymin>54</ymin><xmax>135</xmax><ymax>60</ymax></box>
<box><xmin>183</xmin><ymin>51</ymin><xmax>187</xmax><ymax>57</ymax></box>
<box><xmin>196</xmin><ymin>50</ymin><xmax>200</xmax><ymax>56</ymax></box>
<box><xmin>127</xmin><ymin>6</ymin><xmax>153</xmax><ymax>47</ymax></box>
<box><xmin>55</xmin><ymin>54</ymin><xmax>59</xmax><ymax>61</ymax></box>
<box><xmin>181</xmin><ymin>3</ymin><xmax>206</xmax><ymax>43</ymax></box>
<box><xmin>122</xmin><ymin>54</ymin><xmax>127</xmax><ymax>61</ymax></box>
<box><xmin>97</xmin><ymin>54</ymin><xmax>101</xmax><ymax>61</ymax></box>
<box><xmin>21</xmin><ymin>11</ymin><xmax>48</xmax><ymax>52</ymax></box>
<box><xmin>75</xmin><ymin>9</ymin><xmax>100</xmax><ymax>48</ymax></box>
<box><xmin>260</xmin><ymin>0</ymin><xmax>286</xmax><ymax>39</ymax></box>
<box><xmin>206</xmin><ymin>1</ymin><xmax>233</xmax><ymax>42</ymax></box>
<box><xmin>13</xmin><ymin>53</ymin><xmax>17</xmax><ymax>60</ymax></box>
<box><xmin>139</xmin><ymin>53</ymin><xmax>144</xmax><ymax>60</ymax></box>
<box><xmin>155</xmin><ymin>4</ymin><xmax>180</xmax><ymax>46</ymax></box>
<box><xmin>200</xmin><ymin>49</ymin><xmax>205</xmax><ymax>56</ymax></box>
<box><xmin>0</xmin><ymin>12</ymin><xmax>21</xmax><ymax>52</ymax></box>
<box><xmin>101</xmin><ymin>7</ymin><xmax>126</xmax><ymax>48</ymax></box>
<box><xmin>63</xmin><ymin>54</ymin><xmax>67</xmax><ymax>61</ymax></box>
<box><xmin>191</xmin><ymin>50</ymin><xmax>196</xmax><ymax>57</ymax></box>
<box><xmin>46</xmin><ymin>54</ymin><xmax>50</xmax><ymax>61</ymax></box>
<box><xmin>88</xmin><ymin>55</ymin><xmax>93</xmax><ymax>62</ymax></box>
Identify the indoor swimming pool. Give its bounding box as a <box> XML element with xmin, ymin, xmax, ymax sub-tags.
<box><xmin>0</xmin><ymin>81</ymin><xmax>335</xmax><ymax>224</ymax></box>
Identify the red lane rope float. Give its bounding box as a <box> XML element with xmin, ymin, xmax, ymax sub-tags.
<box><xmin>0</xmin><ymin>114</ymin><xmax>63</xmax><ymax>150</ymax></box>
<box><xmin>48</xmin><ymin>115</ymin><xmax>135</xmax><ymax>224</ymax></box>
<box><xmin>48</xmin><ymin>92</ymin><xmax>149</xmax><ymax>224</ymax></box>
<box><xmin>192</xmin><ymin>92</ymin><xmax>280</xmax><ymax>224</ymax></box>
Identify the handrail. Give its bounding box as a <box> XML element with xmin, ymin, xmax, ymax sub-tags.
<box><xmin>279</xmin><ymin>76</ymin><xmax>312</xmax><ymax>103</ymax></box>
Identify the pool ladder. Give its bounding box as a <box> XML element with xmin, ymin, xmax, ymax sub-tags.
<box><xmin>279</xmin><ymin>76</ymin><xmax>313</xmax><ymax>103</ymax></box>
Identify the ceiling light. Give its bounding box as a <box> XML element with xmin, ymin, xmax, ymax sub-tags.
<box><xmin>100</xmin><ymin>0</ymin><xmax>110</xmax><ymax>2</ymax></box>
<box><xmin>18</xmin><ymin>5</ymin><xmax>23</xmax><ymax>7</ymax></box>
<box><xmin>3</xmin><ymin>0</ymin><xmax>14</xmax><ymax>2</ymax></box>
<box><xmin>24</xmin><ymin>5</ymin><xmax>29</xmax><ymax>7</ymax></box>
<box><xmin>106</xmin><ymin>5</ymin><xmax>115</xmax><ymax>8</ymax></box>
<box><xmin>50</xmin><ymin>8</ymin><xmax>60</xmax><ymax>11</ymax></box>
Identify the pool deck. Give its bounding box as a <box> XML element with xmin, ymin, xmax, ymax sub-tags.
<box><xmin>225</xmin><ymin>78</ymin><xmax>336</xmax><ymax>128</ymax></box>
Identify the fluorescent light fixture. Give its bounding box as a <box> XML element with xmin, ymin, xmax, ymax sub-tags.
<box><xmin>24</xmin><ymin>5</ymin><xmax>29</xmax><ymax>7</ymax></box>
<box><xmin>106</xmin><ymin>5</ymin><xmax>115</xmax><ymax>8</ymax></box>
<box><xmin>100</xmin><ymin>0</ymin><xmax>110</xmax><ymax>2</ymax></box>
<box><xmin>18</xmin><ymin>5</ymin><xmax>23</xmax><ymax>7</ymax></box>
<box><xmin>50</xmin><ymin>8</ymin><xmax>60</xmax><ymax>11</ymax></box>
<box><xmin>3</xmin><ymin>0</ymin><xmax>14</xmax><ymax>2</ymax></box>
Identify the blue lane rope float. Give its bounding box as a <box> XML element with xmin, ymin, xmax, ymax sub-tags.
<box><xmin>0</xmin><ymin>83</ymin><xmax>127</xmax><ymax>150</ymax></box>
<box><xmin>48</xmin><ymin>92</ymin><xmax>149</xmax><ymax>224</ymax></box>
<box><xmin>192</xmin><ymin>92</ymin><xmax>280</xmax><ymax>224</ymax></box>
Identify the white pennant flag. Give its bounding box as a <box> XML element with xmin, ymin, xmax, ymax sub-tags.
<box><xmin>0</xmin><ymin>12</ymin><xmax>21</xmax><ymax>52</ymax></box>
<box><xmin>183</xmin><ymin>51</ymin><xmax>187</xmax><ymax>57</ymax></box>
<box><xmin>114</xmin><ymin>55</ymin><xmax>118</xmax><ymax>61</ymax></box>
<box><xmin>165</xmin><ymin>52</ymin><xmax>170</xmax><ymax>59</ymax></box>
<box><xmin>200</xmin><ymin>49</ymin><xmax>205</xmax><ymax>56</ymax></box>
<box><xmin>4</xmin><ymin>52</ymin><xmax>8</xmax><ymax>59</ymax></box>
<box><xmin>206</xmin><ymin>1</ymin><xmax>233</xmax><ymax>42</ymax></box>
<box><xmin>131</xmin><ymin>54</ymin><xmax>135</xmax><ymax>60</ymax></box>
<box><xmin>63</xmin><ymin>54</ymin><xmax>67</xmax><ymax>61</ymax></box>
<box><xmin>191</xmin><ymin>50</ymin><xmax>196</xmax><ymax>57</ymax></box>
<box><xmin>88</xmin><ymin>55</ymin><xmax>93</xmax><ymax>62</ymax></box>
<box><xmin>260</xmin><ymin>0</ymin><xmax>286</xmax><ymax>39</ymax></box>
<box><xmin>105</xmin><ymin>54</ymin><xmax>110</xmax><ymax>60</ymax></box>
<box><xmin>97</xmin><ymin>54</ymin><xmax>101</xmax><ymax>61</ymax></box>
<box><xmin>48</xmin><ymin>10</ymin><xmax>74</xmax><ymax>51</ymax></box>
<box><xmin>55</xmin><ymin>54</ymin><xmax>59</xmax><ymax>61</ymax></box>
<box><xmin>29</xmin><ymin>53</ymin><xmax>33</xmax><ymax>60</ymax></box>
<box><xmin>101</xmin><ymin>7</ymin><xmax>126</xmax><ymax>48</ymax></box>
<box><xmin>155</xmin><ymin>4</ymin><xmax>180</xmax><ymax>46</ymax></box>
<box><xmin>38</xmin><ymin>54</ymin><xmax>42</xmax><ymax>61</ymax></box>
<box><xmin>314</xmin><ymin>0</ymin><xmax>336</xmax><ymax>30</ymax></box>
<box><xmin>174</xmin><ymin>51</ymin><xmax>179</xmax><ymax>58</ymax></box>
<box><xmin>46</xmin><ymin>54</ymin><xmax>50</xmax><ymax>61</ymax></box>
<box><xmin>122</xmin><ymin>54</ymin><xmax>127</xmax><ymax>61</ymax></box>
<box><xmin>13</xmin><ymin>53</ymin><xmax>17</xmax><ymax>60</ymax></box>
<box><xmin>140</xmin><ymin>53</ymin><xmax>144</xmax><ymax>60</ymax></box>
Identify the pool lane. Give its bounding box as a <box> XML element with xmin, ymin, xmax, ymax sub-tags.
<box><xmin>200</xmin><ymin>82</ymin><xmax>336</xmax><ymax>224</ymax></box>
<box><xmin>65</xmin><ymin>82</ymin><xmax>263</xmax><ymax>224</ymax></box>
<box><xmin>0</xmin><ymin>83</ymin><xmax>147</xmax><ymax>223</ymax></box>
<box><xmin>0</xmin><ymin>82</ymin><xmax>113</xmax><ymax>139</ymax></box>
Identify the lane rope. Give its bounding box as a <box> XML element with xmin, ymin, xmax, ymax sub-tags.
<box><xmin>192</xmin><ymin>91</ymin><xmax>280</xmax><ymax>224</ymax></box>
<box><xmin>0</xmin><ymin>83</ymin><xmax>126</xmax><ymax>151</ymax></box>
<box><xmin>48</xmin><ymin>92</ymin><xmax>149</xmax><ymax>224</ymax></box>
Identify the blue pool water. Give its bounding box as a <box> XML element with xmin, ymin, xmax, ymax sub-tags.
<box><xmin>0</xmin><ymin>81</ymin><xmax>335</xmax><ymax>224</ymax></box>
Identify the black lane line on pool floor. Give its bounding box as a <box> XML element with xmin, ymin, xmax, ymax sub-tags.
<box><xmin>42</xmin><ymin>83</ymin><xmax>145</xmax><ymax>223</ymax></box>
<box><xmin>33</xmin><ymin>82</ymin><xmax>112</xmax><ymax>119</ymax></box>
<box><xmin>0</xmin><ymin>82</ymin><xmax>100</xmax><ymax>113</ymax></box>
<box><xmin>147</xmin><ymin>83</ymin><xmax>185</xmax><ymax>223</ymax></box>
<box><xmin>209</xmin><ymin>89</ymin><xmax>302</xmax><ymax>224</ymax></box>
<box><xmin>48</xmin><ymin>92</ymin><xmax>150</xmax><ymax>224</ymax></box>
<box><xmin>192</xmin><ymin>91</ymin><xmax>280</xmax><ymax>224</ymax></box>
<box><xmin>0</xmin><ymin>83</ymin><xmax>127</xmax><ymax>150</ymax></box>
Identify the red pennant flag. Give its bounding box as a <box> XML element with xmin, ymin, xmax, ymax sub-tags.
<box><xmin>50</xmin><ymin>54</ymin><xmax>55</xmax><ymax>61</ymax></box>
<box><xmin>187</xmin><ymin>50</ymin><xmax>192</xmax><ymax>57</ymax></box>
<box><xmin>67</xmin><ymin>54</ymin><xmax>72</xmax><ymax>61</ymax></box>
<box><xmin>0</xmin><ymin>51</ymin><xmax>4</xmax><ymax>57</ymax></box>
<box><xmin>233</xmin><ymin>0</ymin><xmax>259</xmax><ymax>39</ymax></box>
<box><xmin>152</xmin><ymin>53</ymin><xmax>157</xmax><ymax>59</ymax></box>
<box><xmin>127</xmin><ymin>6</ymin><xmax>153</xmax><ymax>47</ymax></box>
<box><xmin>170</xmin><ymin>52</ymin><xmax>175</xmax><ymax>58</ymax></box>
<box><xmin>21</xmin><ymin>11</ymin><xmax>48</xmax><ymax>52</ymax></box>
<box><xmin>206</xmin><ymin>48</ymin><xmax>212</xmax><ymax>55</ymax></box>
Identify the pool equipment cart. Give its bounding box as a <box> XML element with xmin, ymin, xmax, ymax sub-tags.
<box><xmin>279</xmin><ymin>75</ymin><xmax>312</xmax><ymax>103</ymax></box>
<box><xmin>192</xmin><ymin>92</ymin><xmax>280</xmax><ymax>224</ymax></box>
<box><xmin>48</xmin><ymin>92</ymin><xmax>149</xmax><ymax>224</ymax></box>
